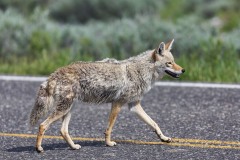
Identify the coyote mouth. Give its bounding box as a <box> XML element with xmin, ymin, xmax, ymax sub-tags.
<box><xmin>165</xmin><ymin>70</ymin><xmax>180</xmax><ymax>78</ymax></box>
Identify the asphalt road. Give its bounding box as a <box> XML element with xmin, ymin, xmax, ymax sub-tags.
<box><xmin>0</xmin><ymin>79</ymin><xmax>240</xmax><ymax>160</ymax></box>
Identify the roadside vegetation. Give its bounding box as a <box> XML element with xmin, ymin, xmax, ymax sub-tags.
<box><xmin>0</xmin><ymin>0</ymin><xmax>239</xmax><ymax>82</ymax></box>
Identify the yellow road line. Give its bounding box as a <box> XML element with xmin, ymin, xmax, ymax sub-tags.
<box><xmin>174</xmin><ymin>138</ymin><xmax>240</xmax><ymax>145</ymax></box>
<box><xmin>1</xmin><ymin>132</ymin><xmax>240</xmax><ymax>150</ymax></box>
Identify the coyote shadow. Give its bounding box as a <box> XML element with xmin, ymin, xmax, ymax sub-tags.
<box><xmin>6</xmin><ymin>141</ymin><xmax>104</xmax><ymax>153</ymax></box>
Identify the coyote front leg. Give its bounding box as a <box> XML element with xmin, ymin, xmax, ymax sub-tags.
<box><xmin>105</xmin><ymin>102</ymin><xmax>122</xmax><ymax>146</ymax></box>
<box><xmin>129</xmin><ymin>101</ymin><xmax>172</xmax><ymax>142</ymax></box>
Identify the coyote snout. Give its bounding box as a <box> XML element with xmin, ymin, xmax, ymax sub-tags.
<box><xmin>165</xmin><ymin>62</ymin><xmax>185</xmax><ymax>78</ymax></box>
<box><xmin>30</xmin><ymin>39</ymin><xmax>184</xmax><ymax>152</ymax></box>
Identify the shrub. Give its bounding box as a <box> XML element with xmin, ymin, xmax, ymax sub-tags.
<box><xmin>0</xmin><ymin>9</ymin><xmax>238</xmax><ymax>60</ymax></box>
<box><xmin>48</xmin><ymin>0</ymin><xmax>161</xmax><ymax>23</ymax></box>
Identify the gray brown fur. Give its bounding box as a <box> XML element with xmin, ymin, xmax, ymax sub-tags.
<box><xmin>30</xmin><ymin>51</ymin><xmax>156</xmax><ymax>125</ymax></box>
<box><xmin>30</xmin><ymin>39</ymin><xmax>185</xmax><ymax>152</ymax></box>
<box><xmin>30</xmin><ymin>81</ymin><xmax>53</xmax><ymax>126</ymax></box>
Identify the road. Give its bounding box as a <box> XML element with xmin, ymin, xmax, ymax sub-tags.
<box><xmin>0</xmin><ymin>77</ymin><xmax>239</xmax><ymax>159</ymax></box>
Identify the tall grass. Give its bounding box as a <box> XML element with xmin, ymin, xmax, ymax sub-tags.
<box><xmin>1</xmin><ymin>40</ymin><xmax>239</xmax><ymax>83</ymax></box>
<box><xmin>175</xmin><ymin>41</ymin><xmax>240</xmax><ymax>83</ymax></box>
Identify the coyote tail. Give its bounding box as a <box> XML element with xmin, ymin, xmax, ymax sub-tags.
<box><xmin>29</xmin><ymin>81</ymin><xmax>54</xmax><ymax>126</ymax></box>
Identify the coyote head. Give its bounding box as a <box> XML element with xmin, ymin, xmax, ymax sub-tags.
<box><xmin>153</xmin><ymin>39</ymin><xmax>185</xmax><ymax>78</ymax></box>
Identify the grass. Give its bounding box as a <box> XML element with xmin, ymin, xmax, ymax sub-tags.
<box><xmin>1</xmin><ymin>42</ymin><xmax>239</xmax><ymax>83</ymax></box>
<box><xmin>175</xmin><ymin>41</ymin><xmax>240</xmax><ymax>83</ymax></box>
<box><xmin>0</xmin><ymin>51</ymin><xmax>71</xmax><ymax>76</ymax></box>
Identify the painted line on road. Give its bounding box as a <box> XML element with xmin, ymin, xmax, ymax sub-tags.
<box><xmin>1</xmin><ymin>132</ymin><xmax>240</xmax><ymax>150</ymax></box>
<box><xmin>154</xmin><ymin>82</ymin><xmax>240</xmax><ymax>89</ymax></box>
<box><xmin>0</xmin><ymin>75</ymin><xmax>239</xmax><ymax>89</ymax></box>
<box><xmin>0</xmin><ymin>75</ymin><xmax>47</xmax><ymax>82</ymax></box>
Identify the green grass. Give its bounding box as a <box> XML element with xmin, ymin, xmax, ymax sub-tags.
<box><xmin>0</xmin><ymin>51</ymin><xmax>71</xmax><ymax>76</ymax></box>
<box><xmin>1</xmin><ymin>42</ymin><xmax>239</xmax><ymax>83</ymax></box>
<box><xmin>175</xmin><ymin>41</ymin><xmax>240</xmax><ymax>83</ymax></box>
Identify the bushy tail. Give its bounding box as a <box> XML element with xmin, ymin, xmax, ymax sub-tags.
<box><xmin>29</xmin><ymin>81</ymin><xmax>54</xmax><ymax>126</ymax></box>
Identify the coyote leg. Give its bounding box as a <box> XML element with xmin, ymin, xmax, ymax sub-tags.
<box><xmin>129</xmin><ymin>101</ymin><xmax>171</xmax><ymax>142</ymax></box>
<box><xmin>105</xmin><ymin>102</ymin><xmax>122</xmax><ymax>146</ymax></box>
<box><xmin>60</xmin><ymin>111</ymin><xmax>81</xmax><ymax>150</ymax></box>
<box><xmin>36</xmin><ymin>110</ymin><xmax>68</xmax><ymax>153</ymax></box>
<box><xmin>36</xmin><ymin>92</ymin><xmax>74</xmax><ymax>153</ymax></box>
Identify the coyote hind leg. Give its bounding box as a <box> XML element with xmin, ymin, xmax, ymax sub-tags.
<box><xmin>60</xmin><ymin>111</ymin><xmax>81</xmax><ymax>150</ymax></box>
<box><xmin>36</xmin><ymin>110</ymin><xmax>69</xmax><ymax>153</ymax></box>
<box><xmin>36</xmin><ymin>91</ymin><xmax>75</xmax><ymax>153</ymax></box>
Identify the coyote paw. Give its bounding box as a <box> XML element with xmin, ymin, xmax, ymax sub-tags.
<box><xmin>71</xmin><ymin>144</ymin><xmax>81</xmax><ymax>150</ymax></box>
<box><xmin>106</xmin><ymin>141</ymin><xmax>117</xmax><ymax>147</ymax></box>
<box><xmin>155</xmin><ymin>131</ymin><xmax>172</xmax><ymax>143</ymax></box>
<box><xmin>36</xmin><ymin>146</ymin><xmax>44</xmax><ymax>153</ymax></box>
<box><xmin>161</xmin><ymin>137</ymin><xmax>172</xmax><ymax>143</ymax></box>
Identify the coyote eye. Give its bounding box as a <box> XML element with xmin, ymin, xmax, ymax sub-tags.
<box><xmin>166</xmin><ymin>62</ymin><xmax>172</xmax><ymax>66</ymax></box>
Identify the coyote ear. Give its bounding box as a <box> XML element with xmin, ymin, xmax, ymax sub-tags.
<box><xmin>158</xmin><ymin>42</ymin><xmax>165</xmax><ymax>55</ymax></box>
<box><xmin>165</xmin><ymin>39</ymin><xmax>174</xmax><ymax>50</ymax></box>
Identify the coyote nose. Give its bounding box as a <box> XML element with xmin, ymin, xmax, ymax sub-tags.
<box><xmin>182</xmin><ymin>69</ymin><xmax>185</xmax><ymax>73</ymax></box>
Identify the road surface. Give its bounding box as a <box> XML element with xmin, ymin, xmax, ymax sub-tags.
<box><xmin>0</xmin><ymin>76</ymin><xmax>239</xmax><ymax>159</ymax></box>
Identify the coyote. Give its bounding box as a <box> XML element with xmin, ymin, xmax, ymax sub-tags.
<box><xmin>30</xmin><ymin>39</ymin><xmax>185</xmax><ymax>152</ymax></box>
